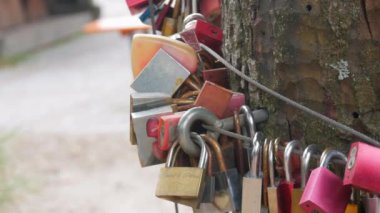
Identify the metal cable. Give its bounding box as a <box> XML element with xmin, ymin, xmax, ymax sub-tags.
<box><xmin>202</xmin><ymin>124</ymin><xmax>346</xmax><ymax>165</ymax></box>
<box><xmin>200</xmin><ymin>43</ymin><xmax>380</xmax><ymax>147</ymax></box>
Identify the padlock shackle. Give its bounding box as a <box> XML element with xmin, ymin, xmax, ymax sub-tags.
<box><xmin>239</xmin><ymin>105</ymin><xmax>256</xmax><ymax>138</ymax></box>
<box><xmin>284</xmin><ymin>140</ymin><xmax>303</xmax><ymax>183</ymax></box>
<box><xmin>166</xmin><ymin>141</ymin><xmax>180</xmax><ymax>168</ymax></box>
<box><xmin>178</xmin><ymin>107</ymin><xmax>220</xmax><ymax>157</ymax></box>
<box><xmin>183</xmin><ymin>13</ymin><xmax>206</xmax><ymax>29</ymax></box>
<box><xmin>201</xmin><ymin>134</ymin><xmax>227</xmax><ymax>172</ymax></box>
<box><xmin>190</xmin><ymin>132</ymin><xmax>208</xmax><ymax>169</ymax></box>
<box><xmin>269</xmin><ymin>139</ymin><xmax>278</xmax><ymax>187</ymax></box>
<box><xmin>301</xmin><ymin>144</ymin><xmax>321</xmax><ymax>188</ymax></box>
<box><xmin>205</xmin><ymin>142</ymin><xmax>213</xmax><ymax>176</ymax></box>
<box><xmin>320</xmin><ymin>149</ymin><xmax>347</xmax><ymax>168</ymax></box>
<box><xmin>250</xmin><ymin>137</ymin><xmax>261</xmax><ymax>178</ymax></box>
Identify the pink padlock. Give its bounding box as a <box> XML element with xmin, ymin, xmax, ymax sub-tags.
<box><xmin>344</xmin><ymin>142</ymin><xmax>380</xmax><ymax>194</ymax></box>
<box><xmin>300</xmin><ymin>149</ymin><xmax>351</xmax><ymax>213</ymax></box>
<box><xmin>223</xmin><ymin>92</ymin><xmax>246</xmax><ymax>117</ymax></box>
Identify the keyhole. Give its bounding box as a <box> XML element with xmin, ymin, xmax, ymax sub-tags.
<box><xmin>352</xmin><ymin>112</ymin><xmax>359</xmax><ymax>119</ymax></box>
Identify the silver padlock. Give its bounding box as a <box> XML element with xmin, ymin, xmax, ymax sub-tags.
<box><xmin>130</xmin><ymin>49</ymin><xmax>191</xmax><ymax>96</ymax></box>
<box><xmin>131</xmin><ymin>105</ymin><xmax>174</xmax><ymax>167</ymax></box>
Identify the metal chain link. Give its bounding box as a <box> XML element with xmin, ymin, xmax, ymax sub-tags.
<box><xmin>200</xmin><ymin>43</ymin><xmax>380</xmax><ymax>148</ymax></box>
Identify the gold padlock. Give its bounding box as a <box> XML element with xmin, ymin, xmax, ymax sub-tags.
<box><xmin>155</xmin><ymin>135</ymin><xmax>207</xmax><ymax>206</ymax></box>
<box><xmin>162</xmin><ymin>17</ymin><xmax>177</xmax><ymax>36</ymax></box>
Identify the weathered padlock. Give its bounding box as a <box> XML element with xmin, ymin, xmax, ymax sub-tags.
<box><xmin>194</xmin><ymin>81</ymin><xmax>234</xmax><ymax>118</ymax></box>
<box><xmin>363</xmin><ymin>194</ymin><xmax>380</xmax><ymax>213</ymax></box>
<box><xmin>157</xmin><ymin>111</ymin><xmax>185</xmax><ymax>151</ymax></box>
<box><xmin>155</xmin><ymin>135</ymin><xmax>207</xmax><ymax>206</ymax></box>
<box><xmin>267</xmin><ymin>138</ymin><xmax>281</xmax><ymax>213</ymax></box>
<box><xmin>292</xmin><ymin>144</ymin><xmax>321</xmax><ymax>213</ymax></box>
<box><xmin>344</xmin><ymin>142</ymin><xmax>380</xmax><ymax>195</ymax></box>
<box><xmin>281</xmin><ymin>140</ymin><xmax>302</xmax><ymax>213</ymax></box>
<box><xmin>241</xmin><ymin>136</ymin><xmax>263</xmax><ymax>213</ymax></box>
<box><xmin>131</xmin><ymin>105</ymin><xmax>174</xmax><ymax>166</ymax></box>
<box><xmin>300</xmin><ymin>149</ymin><xmax>351</xmax><ymax>213</ymax></box>
<box><xmin>131</xmin><ymin>49</ymin><xmax>191</xmax><ymax>96</ymax></box>
<box><xmin>202</xmin><ymin>134</ymin><xmax>242</xmax><ymax>212</ymax></box>
<box><xmin>131</xmin><ymin>34</ymin><xmax>198</xmax><ymax>78</ymax></box>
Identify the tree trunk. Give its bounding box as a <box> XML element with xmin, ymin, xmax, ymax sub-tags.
<box><xmin>222</xmin><ymin>0</ymin><xmax>380</xmax><ymax>150</ymax></box>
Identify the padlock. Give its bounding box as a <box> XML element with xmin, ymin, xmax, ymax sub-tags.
<box><xmin>131</xmin><ymin>49</ymin><xmax>191</xmax><ymax>96</ymax></box>
<box><xmin>131</xmin><ymin>34</ymin><xmax>198</xmax><ymax>78</ymax></box>
<box><xmin>300</xmin><ymin>149</ymin><xmax>351</xmax><ymax>213</ymax></box>
<box><xmin>292</xmin><ymin>144</ymin><xmax>321</xmax><ymax>213</ymax></box>
<box><xmin>201</xmin><ymin>134</ymin><xmax>242</xmax><ymax>212</ymax></box>
<box><xmin>200</xmin><ymin>0</ymin><xmax>221</xmax><ymax>23</ymax></box>
<box><xmin>180</xmin><ymin>17</ymin><xmax>223</xmax><ymax>52</ymax></box>
<box><xmin>345</xmin><ymin>190</ymin><xmax>360</xmax><ymax>213</ymax></box>
<box><xmin>131</xmin><ymin>105</ymin><xmax>174</xmax><ymax>167</ymax></box>
<box><xmin>223</xmin><ymin>93</ymin><xmax>246</xmax><ymax>118</ymax></box>
<box><xmin>262</xmin><ymin>138</ymin><xmax>271</xmax><ymax>210</ymax></box>
<box><xmin>267</xmin><ymin>138</ymin><xmax>281</xmax><ymax>213</ymax></box>
<box><xmin>154</xmin><ymin>0</ymin><xmax>173</xmax><ymax>31</ymax></box>
<box><xmin>155</xmin><ymin>134</ymin><xmax>207</xmax><ymax>208</ymax></box>
<box><xmin>233</xmin><ymin>111</ymin><xmax>247</xmax><ymax>175</ymax></box>
<box><xmin>178</xmin><ymin>107</ymin><xmax>269</xmax><ymax>157</ymax></box>
<box><xmin>157</xmin><ymin>112</ymin><xmax>185</xmax><ymax>151</ymax></box>
<box><xmin>363</xmin><ymin>194</ymin><xmax>380</xmax><ymax>213</ymax></box>
<box><xmin>242</xmin><ymin>136</ymin><xmax>263</xmax><ymax>213</ymax></box>
<box><xmin>344</xmin><ymin>142</ymin><xmax>380</xmax><ymax>195</ymax></box>
<box><xmin>162</xmin><ymin>17</ymin><xmax>177</xmax><ymax>36</ymax></box>
<box><xmin>202</xmin><ymin>67</ymin><xmax>229</xmax><ymax>88</ymax></box>
<box><xmin>194</xmin><ymin>81</ymin><xmax>233</xmax><ymax>118</ymax></box>
<box><xmin>280</xmin><ymin>140</ymin><xmax>302</xmax><ymax>213</ymax></box>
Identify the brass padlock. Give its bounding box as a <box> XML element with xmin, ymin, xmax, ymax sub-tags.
<box><xmin>155</xmin><ymin>135</ymin><xmax>207</xmax><ymax>204</ymax></box>
<box><xmin>292</xmin><ymin>144</ymin><xmax>321</xmax><ymax>213</ymax></box>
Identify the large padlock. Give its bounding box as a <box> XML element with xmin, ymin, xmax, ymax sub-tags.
<box><xmin>267</xmin><ymin>138</ymin><xmax>281</xmax><ymax>213</ymax></box>
<box><xmin>131</xmin><ymin>49</ymin><xmax>191</xmax><ymax>96</ymax></box>
<box><xmin>177</xmin><ymin>107</ymin><xmax>269</xmax><ymax>157</ymax></box>
<box><xmin>131</xmin><ymin>34</ymin><xmax>198</xmax><ymax>78</ymax></box>
<box><xmin>155</xmin><ymin>135</ymin><xmax>207</xmax><ymax>208</ymax></box>
<box><xmin>292</xmin><ymin>144</ymin><xmax>321</xmax><ymax>213</ymax></box>
<box><xmin>344</xmin><ymin>142</ymin><xmax>380</xmax><ymax>195</ymax></box>
<box><xmin>300</xmin><ymin>149</ymin><xmax>351</xmax><ymax>213</ymax></box>
<box><xmin>202</xmin><ymin>134</ymin><xmax>242</xmax><ymax>212</ymax></box>
<box><xmin>363</xmin><ymin>194</ymin><xmax>380</xmax><ymax>213</ymax></box>
<box><xmin>242</xmin><ymin>136</ymin><xmax>263</xmax><ymax>213</ymax></box>
<box><xmin>131</xmin><ymin>105</ymin><xmax>174</xmax><ymax>167</ymax></box>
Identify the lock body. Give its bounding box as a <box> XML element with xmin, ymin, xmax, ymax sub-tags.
<box><xmin>202</xmin><ymin>67</ymin><xmax>229</xmax><ymax>88</ymax></box>
<box><xmin>300</xmin><ymin>167</ymin><xmax>351</xmax><ymax>212</ymax></box>
<box><xmin>131</xmin><ymin>34</ymin><xmax>198</xmax><ymax>78</ymax></box>
<box><xmin>291</xmin><ymin>188</ymin><xmax>304</xmax><ymax>213</ymax></box>
<box><xmin>267</xmin><ymin>187</ymin><xmax>281</xmax><ymax>213</ymax></box>
<box><xmin>242</xmin><ymin>177</ymin><xmax>262</xmax><ymax>213</ymax></box>
<box><xmin>345</xmin><ymin>203</ymin><xmax>359</xmax><ymax>213</ymax></box>
<box><xmin>344</xmin><ymin>142</ymin><xmax>380</xmax><ymax>194</ymax></box>
<box><xmin>194</xmin><ymin>81</ymin><xmax>233</xmax><ymax>118</ymax></box>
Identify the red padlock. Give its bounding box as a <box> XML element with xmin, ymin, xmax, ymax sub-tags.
<box><xmin>344</xmin><ymin>142</ymin><xmax>380</xmax><ymax>194</ymax></box>
<box><xmin>202</xmin><ymin>67</ymin><xmax>229</xmax><ymax>87</ymax></box>
<box><xmin>300</xmin><ymin>149</ymin><xmax>351</xmax><ymax>213</ymax></box>
<box><xmin>157</xmin><ymin>112</ymin><xmax>185</xmax><ymax>151</ymax></box>
<box><xmin>180</xmin><ymin>19</ymin><xmax>223</xmax><ymax>52</ymax></box>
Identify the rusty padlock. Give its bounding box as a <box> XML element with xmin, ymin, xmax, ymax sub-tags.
<box><xmin>292</xmin><ymin>144</ymin><xmax>321</xmax><ymax>213</ymax></box>
<box><xmin>344</xmin><ymin>142</ymin><xmax>380</xmax><ymax>195</ymax></box>
<box><xmin>300</xmin><ymin>148</ymin><xmax>351</xmax><ymax>213</ymax></box>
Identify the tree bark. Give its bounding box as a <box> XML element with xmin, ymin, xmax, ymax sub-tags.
<box><xmin>222</xmin><ymin>0</ymin><xmax>380</xmax><ymax>150</ymax></box>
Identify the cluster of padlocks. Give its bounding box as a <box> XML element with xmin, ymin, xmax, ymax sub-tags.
<box><xmin>127</xmin><ymin>0</ymin><xmax>380</xmax><ymax>212</ymax></box>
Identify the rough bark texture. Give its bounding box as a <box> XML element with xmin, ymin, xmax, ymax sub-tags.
<box><xmin>222</xmin><ymin>0</ymin><xmax>380</xmax><ymax>150</ymax></box>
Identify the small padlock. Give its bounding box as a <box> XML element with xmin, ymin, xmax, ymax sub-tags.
<box><xmin>344</xmin><ymin>142</ymin><xmax>380</xmax><ymax>195</ymax></box>
<box><xmin>202</xmin><ymin>134</ymin><xmax>242</xmax><ymax>212</ymax></box>
<box><xmin>292</xmin><ymin>144</ymin><xmax>321</xmax><ymax>213</ymax></box>
<box><xmin>242</xmin><ymin>136</ymin><xmax>263</xmax><ymax>213</ymax></box>
<box><xmin>223</xmin><ymin>92</ymin><xmax>245</xmax><ymax>118</ymax></box>
<box><xmin>345</xmin><ymin>190</ymin><xmax>360</xmax><ymax>213</ymax></box>
<box><xmin>363</xmin><ymin>193</ymin><xmax>380</xmax><ymax>213</ymax></box>
<box><xmin>155</xmin><ymin>135</ymin><xmax>207</xmax><ymax>207</ymax></box>
<box><xmin>267</xmin><ymin>138</ymin><xmax>281</xmax><ymax>213</ymax></box>
<box><xmin>202</xmin><ymin>67</ymin><xmax>229</xmax><ymax>88</ymax></box>
<box><xmin>162</xmin><ymin>17</ymin><xmax>177</xmax><ymax>36</ymax></box>
<box><xmin>156</xmin><ymin>112</ymin><xmax>185</xmax><ymax>151</ymax></box>
<box><xmin>300</xmin><ymin>148</ymin><xmax>351</xmax><ymax>213</ymax></box>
